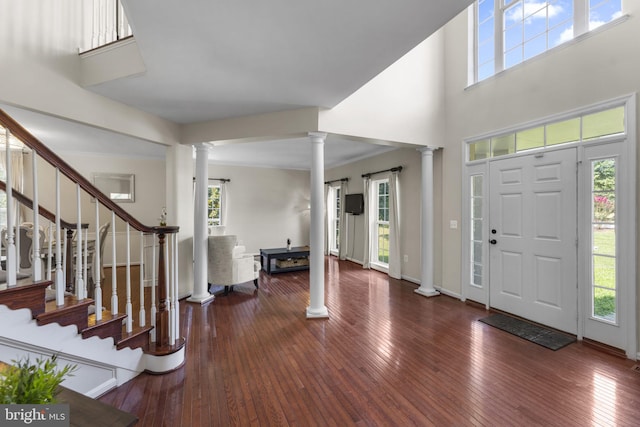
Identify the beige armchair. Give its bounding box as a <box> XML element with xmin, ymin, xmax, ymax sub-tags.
<box><xmin>208</xmin><ymin>235</ymin><xmax>260</xmax><ymax>295</ymax></box>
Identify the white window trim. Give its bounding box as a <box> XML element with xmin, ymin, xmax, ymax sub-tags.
<box><xmin>328</xmin><ymin>185</ymin><xmax>340</xmax><ymax>256</ymax></box>
<box><xmin>469</xmin><ymin>1</ymin><xmax>628</xmax><ymax>85</ymax></box>
<box><xmin>370</xmin><ymin>178</ymin><xmax>390</xmax><ymax>270</ymax></box>
<box><xmin>207</xmin><ymin>183</ymin><xmax>222</xmax><ymax>226</ymax></box>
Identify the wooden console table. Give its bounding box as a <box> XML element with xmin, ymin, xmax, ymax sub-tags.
<box><xmin>260</xmin><ymin>246</ymin><xmax>310</xmax><ymax>274</ymax></box>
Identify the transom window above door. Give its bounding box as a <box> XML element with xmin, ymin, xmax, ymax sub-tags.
<box><xmin>467</xmin><ymin>104</ymin><xmax>625</xmax><ymax>162</ymax></box>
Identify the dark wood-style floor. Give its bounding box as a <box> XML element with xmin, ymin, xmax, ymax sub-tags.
<box><xmin>99</xmin><ymin>257</ymin><xmax>640</xmax><ymax>426</ymax></box>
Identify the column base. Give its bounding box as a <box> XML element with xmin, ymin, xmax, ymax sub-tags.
<box><xmin>186</xmin><ymin>293</ymin><xmax>215</xmax><ymax>305</ymax></box>
<box><xmin>414</xmin><ymin>287</ymin><xmax>440</xmax><ymax>298</ymax></box>
<box><xmin>306</xmin><ymin>306</ymin><xmax>329</xmax><ymax>319</ymax></box>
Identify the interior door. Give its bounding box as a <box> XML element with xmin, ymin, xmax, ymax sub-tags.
<box><xmin>489</xmin><ymin>148</ymin><xmax>577</xmax><ymax>333</ymax></box>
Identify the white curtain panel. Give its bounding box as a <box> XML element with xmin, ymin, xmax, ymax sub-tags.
<box><xmin>362</xmin><ymin>177</ymin><xmax>371</xmax><ymax>269</ymax></box>
<box><xmin>220</xmin><ymin>181</ymin><xmax>228</xmax><ymax>226</ymax></box>
<box><xmin>388</xmin><ymin>171</ymin><xmax>401</xmax><ymax>279</ymax></box>
<box><xmin>338</xmin><ymin>180</ymin><xmax>348</xmax><ymax>260</ymax></box>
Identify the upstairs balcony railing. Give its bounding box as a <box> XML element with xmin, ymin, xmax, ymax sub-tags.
<box><xmin>81</xmin><ymin>0</ymin><xmax>133</xmax><ymax>53</ymax></box>
<box><xmin>0</xmin><ymin>109</ymin><xmax>180</xmax><ymax>351</ymax></box>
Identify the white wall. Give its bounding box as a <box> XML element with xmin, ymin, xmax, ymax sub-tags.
<box><xmin>319</xmin><ymin>30</ymin><xmax>446</xmax><ymax>147</ymax></box>
<box><xmin>24</xmin><ymin>150</ymin><xmax>166</xmax><ymax>266</ymax></box>
<box><xmin>325</xmin><ymin>147</ymin><xmax>440</xmax><ymax>285</ymax></box>
<box><xmin>439</xmin><ymin>6</ymin><xmax>640</xmax><ymax>299</ymax></box>
<box><xmin>206</xmin><ymin>163</ymin><xmax>310</xmax><ymax>254</ymax></box>
<box><xmin>0</xmin><ymin>0</ymin><xmax>179</xmax><ymax>145</ymax></box>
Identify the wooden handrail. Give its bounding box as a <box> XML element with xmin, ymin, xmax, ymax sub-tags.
<box><xmin>0</xmin><ymin>180</ymin><xmax>87</xmax><ymax>230</ymax></box>
<box><xmin>1</xmin><ymin>108</ymin><xmax>180</xmax><ymax>351</ymax></box>
<box><xmin>0</xmin><ymin>109</ymin><xmax>171</xmax><ymax>234</ymax></box>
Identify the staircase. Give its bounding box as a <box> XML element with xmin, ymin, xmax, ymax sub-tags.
<box><xmin>0</xmin><ymin>109</ymin><xmax>184</xmax><ymax>397</ymax></box>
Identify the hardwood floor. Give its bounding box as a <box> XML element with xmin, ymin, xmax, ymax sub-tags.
<box><xmin>99</xmin><ymin>257</ymin><xmax>640</xmax><ymax>426</ymax></box>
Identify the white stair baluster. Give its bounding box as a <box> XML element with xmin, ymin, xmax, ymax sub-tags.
<box><xmin>46</xmin><ymin>221</ymin><xmax>52</xmax><ymax>281</ymax></box>
<box><xmin>139</xmin><ymin>231</ymin><xmax>145</xmax><ymax>327</ymax></box>
<box><xmin>150</xmin><ymin>236</ymin><xmax>157</xmax><ymax>342</ymax></box>
<box><xmin>76</xmin><ymin>184</ymin><xmax>84</xmax><ymax>300</ymax></box>
<box><xmin>111</xmin><ymin>210</ymin><xmax>117</xmax><ymax>315</ymax></box>
<box><xmin>32</xmin><ymin>153</ymin><xmax>41</xmax><ymax>281</ymax></box>
<box><xmin>5</xmin><ymin>128</ymin><xmax>16</xmax><ymax>287</ymax></box>
<box><xmin>172</xmin><ymin>232</ymin><xmax>179</xmax><ymax>345</ymax></box>
<box><xmin>125</xmin><ymin>222</ymin><xmax>132</xmax><ymax>333</ymax></box>
<box><xmin>95</xmin><ymin>203</ymin><xmax>102</xmax><ymax>321</ymax></box>
<box><xmin>55</xmin><ymin>169</ymin><xmax>64</xmax><ymax>306</ymax></box>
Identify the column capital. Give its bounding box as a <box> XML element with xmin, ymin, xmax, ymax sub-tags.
<box><xmin>308</xmin><ymin>132</ymin><xmax>327</xmax><ymax>142</ymax></box>
<box><xmin>194</xmin><ymin>142</ymin><xmax>211</xmax><ymax>153</ymax></box>
<box><xmin>417</xmin><ymin>146</ymin><xmax>439</xmax><ymax>154</ymax></box>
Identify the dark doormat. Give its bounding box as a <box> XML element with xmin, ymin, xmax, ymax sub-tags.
<box><xmin>479</xmin><ymin>313</ymin><xmax>576</xmax><ymax>350</ymax></box>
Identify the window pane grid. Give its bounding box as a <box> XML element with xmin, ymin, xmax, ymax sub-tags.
<box><xmin>476</xmin><ymin>0</ymin><xmax>620</xmax><ymax>82</ymax></box>
<box><xmin>373</xmin><ymin>180</ymin><xmax>390</xmax><ymax>266</ymax></box>
<box><xmin>207</xmin><ymin>185</ymin><xmax>221</xmax><ymax>226</ymax></box>
<box><xmin>470</xmin><ymin>175</ymin><xmax>484</xmax><ymax>287</ymax></box>
<box><xmin>591</xmin><ymin>158</ymin><xmax>617</xmax><ymax>323</ymax></box>
<box><xmin>466</xmin><ymin>105</ymin><xmax>625</xmax><ymax>162</ymax></box>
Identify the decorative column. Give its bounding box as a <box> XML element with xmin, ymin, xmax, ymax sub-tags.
<box><xmin>187</xmin><ymin>143</ymin><xmax>215</xmax><ymax>305</ymax></box>
<box><xmin>307</xmin><ymin>132</ymin><xmax>329</xmax><ymax>318</ymax></box>
<box><xmin>415</xmin><ymin>147</ymin><xmax>440</xmax><ymax>298</ymax></box>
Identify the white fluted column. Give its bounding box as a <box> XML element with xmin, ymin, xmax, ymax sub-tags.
<box><xmin>415</xmin><ymin>147</ymin><xmax>440</xmax><ymax>298</ymax></box>
<box><xmin>307</xmin><ymin>132</ymin><xmax>329</xmax><ymax>318</ymax></box>
<box><xmin>188</xmin><ymin>143</ymin><xmax>215</xmax><ymax>305</ymax></box>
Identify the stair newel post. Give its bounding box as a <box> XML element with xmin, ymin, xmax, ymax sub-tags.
<box><xmin>54</xmin><ymin>170</ymin><xmax>64</xmax><ymax>305</ymax></box>
<box><xmin>111</xmin><ymin>210</ymin><xmax>117</xmax><ymax>315</ymax></box>
<box><xmin>139</xmin><ymin>231</ymin><xmax>146</xmax><ymax>327</ymax></box>
<box><xmin>155</xmin><ymin>228</ymin><xmax>169</xmax><ymax>348</ymax></box>
<box><xmin>75</xmin><ymin>184</ymin><xmax>85</xmax><ymax>300</ymax></box>
<box><xmin>150</xmin><ymin>234</ymin><xmax>157</xmax><ymax>342</ymax></box>
<box><xmin>95</xmin><ymin>203</ymin><xmax>102</xmax><ymax>321</ymax></box>
<box><xmin>4</xmin><ymin>128</ymin><xmax>16</xmax><ymax>287</ymax></box>
<box><xmin>125</xmin><ymin>222</ymin><xmax>132</xmax><ymax>333</ymax></box>
<box><xmin>31</xmin><ymin>153</ymin><xmax>41</xmax><ymax>281</ymax></box>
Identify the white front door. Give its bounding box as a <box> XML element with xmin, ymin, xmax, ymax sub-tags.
<box><xmin>489</xmin><ymin>148</ymin><xmax>577</xmax><ymax>333</ymax></box>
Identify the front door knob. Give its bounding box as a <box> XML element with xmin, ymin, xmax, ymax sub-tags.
<box><xmin>490</xmin><ymin>239</ymin><xmax>497</xmax><ymax>245</ymax></box>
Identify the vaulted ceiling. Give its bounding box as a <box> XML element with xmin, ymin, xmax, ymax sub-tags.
<box><xmin>90</xmin><ymin>0</ymin><xmax>473</xmax><ymax>124</ymax></box>
<box><xmin>9</xmin><ymin>1</ymin><xmax>473</xmax><ymax>168</ymax></box>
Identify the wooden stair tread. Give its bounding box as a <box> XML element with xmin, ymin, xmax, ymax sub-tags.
<box><xmin>42</xmin><ymin>295</ymin><xmax>93</xmax><ymax>313</ymax></box>
<box><xmin>117</xmin><ymin>324</ymin><xmax>154</xmax><ymax>351</ymax></box>
<box><xmin>0</xmin><ymin>280</ymin><xmax>52</xmax><ymax>317</ymax></box>
<box><xmin>37</xmin><ymin>296</ymin><xmax>93</xmax><ymax>331</ymax></box>
<box><xmin>86</xmin><ymin>311</ymin><xmax>127</xmax><ymax>330</ymax></box>
<box><xmin>82</xmin><ymin>311</ymin><xmax>127</xmax><ymax>342</ymax></box>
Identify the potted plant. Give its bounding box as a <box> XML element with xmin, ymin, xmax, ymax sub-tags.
<box><xmin>0</xmin><ymin>355</ymin><xmax>77</xmax><ymax>404</ymax></box>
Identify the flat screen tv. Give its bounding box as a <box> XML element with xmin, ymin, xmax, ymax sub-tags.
<box><xmin>344</xmin><ymin>193</ymin><xmax>364</xmax><ymax>215</ymax></box>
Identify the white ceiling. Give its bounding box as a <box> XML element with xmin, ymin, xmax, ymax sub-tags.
<box><xmin>207</xmin><ymin>136</ymin><xmax>397</xmax><ymax>170</ymax></box>
<box><xmin>4</xmin><ymin>1</ymin><xmax>473</xmax><ymax>169</ymax></box>
<box><xmin>0</xmin><ymin>104</ymin><xmax>167</xmax><ymax>159</ymax></box>
<box><xmin>91</xmin><ymin>0</ymin><xmax>473</xmax><ymax>124</ymax></box>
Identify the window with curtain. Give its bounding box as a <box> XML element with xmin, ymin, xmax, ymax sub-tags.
<box><xmin>372</xmin><ymin>179</ymin><xmax>390</xmax><ymax>266</ymax></box>
<box><xmin>207</xmin><ymin>184</ymin><xmax>222</xmax><ymax>226</ymax></box>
